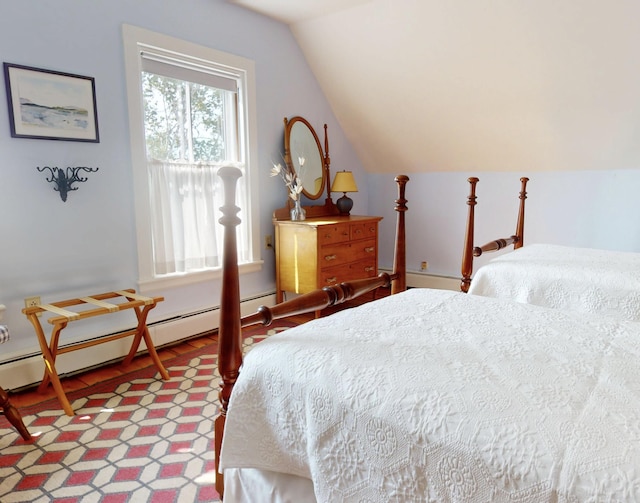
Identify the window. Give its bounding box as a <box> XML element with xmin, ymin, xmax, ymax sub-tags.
<box><xmin>123</xmin><ymin>25</ymin><xmax>260</xmax><ymax>290</ymax></box>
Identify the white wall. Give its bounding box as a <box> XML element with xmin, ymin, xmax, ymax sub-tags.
<box><xmin>0</xmin><ymin>0</ymin><xmax>367</xmax><ymax>367</ymax></box>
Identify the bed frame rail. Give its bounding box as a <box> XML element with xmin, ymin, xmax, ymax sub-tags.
<box><xmin>214</xmin><ymin>168</ymin><xmax>408</xmax><ymax>497</ymax></box>
<box><xmin>241</xmin><ymin>273</ymin><xmax>392</xmax><ymax>327</ymax></box>
<box><xmin>460</xmin><ymin>176</ymin><xmax>528</xmax><ymax>293</ymax></box>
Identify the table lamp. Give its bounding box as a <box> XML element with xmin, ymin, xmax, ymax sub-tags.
<box><xmin>331</xmin><ymin>170</ymin><xmax>358</xmax><ymax>215</ymax></box>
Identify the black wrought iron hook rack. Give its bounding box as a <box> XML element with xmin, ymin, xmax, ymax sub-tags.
<box><xmin>37</xmin><ymin>166</ymin><xmax>99</xmax><ymax>202</ymax></box>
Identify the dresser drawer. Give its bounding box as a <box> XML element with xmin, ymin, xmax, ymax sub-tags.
<box><xmin>318</xmin><ymin>223</ymin><xmax>351</xmax><ymax>245</ymax></box>
<box><xmin>350</xmin><ymin>222</ymin><xmax>377</xmax><ymax>241</ymax></box>
<box><xmin>320</xmin><ymin>259</ymin><xmax>377</xmax><ymax>287</ymax></box>
<box><xmin>320</xmin><ymin>239</ymin><xmax>376</xmax><ymax>267</ymax></box>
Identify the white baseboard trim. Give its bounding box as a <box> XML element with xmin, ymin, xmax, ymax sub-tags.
<box><xmin>407</xmin><ymin>272</ymin><xmax>460</xmax><ymax>291</ymax></box>
<box><xmin>379</xmin><ymin>269</ymin><xmax>461</xmax><ymax>291</ymax></box>
<box><xmin>0</xmin><ymin>293</ymin><xmax>275</xmax><ymax>392</ymax></box>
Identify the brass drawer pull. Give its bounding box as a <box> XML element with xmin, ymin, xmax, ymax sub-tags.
<box><xmin>369</xmin><ymin>227</ymin><xmax>375</xmax><ymax>232</ymax></box>
<box><xmin>354</xmin><ymin>229</ymin><xmax>362</xmax><ymax>234</ymax></box>
<box><xmin>324</xmin><ymin>254</ymin><xmax>337</xmax><ymax>261</ymax></box>
<box><xmin>365</xmin><ymin>247</ymin><xmax>374</xmax><ymax>253</ymax></box>
<box><xmin>365</xmin><ymin>266</ymin><xmax>374</xmax><ymax>272</ymax></box>
<box><xmin>326</xmin><ymin>277</ymin><xmax>337</xmax><ymax>284</ymax></box>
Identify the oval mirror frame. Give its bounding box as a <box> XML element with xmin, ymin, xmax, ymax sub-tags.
<box><xmin>284</xmin><ymin>116</ymin><xmax>326</xmax><ymax>200</ymax></box>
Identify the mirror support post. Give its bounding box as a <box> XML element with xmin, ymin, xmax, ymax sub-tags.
<box><xmin>323</xmin><ymin>123</ymin><xmax>332</xmax><ymax>204</ymax></box>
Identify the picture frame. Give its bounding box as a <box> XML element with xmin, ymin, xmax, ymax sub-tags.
<box><xmin>3</xmin><ymin>63</ymin><xmax>99</xmax><ymax>142</ymax></box>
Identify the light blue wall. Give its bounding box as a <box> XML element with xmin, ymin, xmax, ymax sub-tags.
<box><xmin>0</xmin><ymin>0</ymin><xmax>368</xmax><ymax>356</ymax></box>
<box><xmin>370</xmin><ymin>168</ymin><xmax>640</xmax><ymax>278</ymax></box>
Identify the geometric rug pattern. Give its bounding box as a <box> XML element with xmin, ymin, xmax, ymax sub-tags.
<box><xmin>0</xmin><ymin>323</ymin><xmax>295</xmax><ymax>503</ymax></box>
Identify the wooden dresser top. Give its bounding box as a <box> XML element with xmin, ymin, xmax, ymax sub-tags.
<box><xmin>274</xmin><ymin>215</ymin><xmax>382</xmax><ymax>227</ymax></box>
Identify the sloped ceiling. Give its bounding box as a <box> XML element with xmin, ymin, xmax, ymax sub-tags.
<box><xmin>231</xmin><ymin>1</ymin><xmax>640</xmax><ymax>174</ymax></box>
<box><xmin>229</xmin><ymin>0</ymin><xmax>371</xmax><ymax>24</ymax></box>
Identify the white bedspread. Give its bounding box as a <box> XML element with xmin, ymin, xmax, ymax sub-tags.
<box><xmin>469</xmin><ymin>243</ymin><xmax>640</xmax><ymax>320</ymax></box>
<box><xmin>220</xmin><ymin>288</ymin><xmax>640</xmax><ymax>502</ymax></box>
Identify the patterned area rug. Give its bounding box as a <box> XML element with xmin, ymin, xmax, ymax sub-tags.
<box><xmin>0</xmin><ymin>322</ymin><xmax>297</xmax><ymax>503</ymax></box>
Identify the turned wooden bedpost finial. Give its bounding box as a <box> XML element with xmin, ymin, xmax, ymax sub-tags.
<box><xmin>461</xmin><ymin>177</ymin><xmax>479</xmax><ymax>293</ymax></box>
<box><xmin>214</xmin><ymin>165</ymin><xmax>243</xmax><ymax>498</ymax></box>
<box><xmin>391</xmin><ymin>175</ymin><xmax>409</xmax><ymax>294</ymax></box>
<box><xmin>515</xmin><ymin>177</ymin><xmax>529</xmax><ymax>249</ymax></box>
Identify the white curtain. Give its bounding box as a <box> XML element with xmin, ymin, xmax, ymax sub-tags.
<box><xmin>148</xmin><ymin>159</ymin><xmax>247</xmax><ymax>276</ymax></box>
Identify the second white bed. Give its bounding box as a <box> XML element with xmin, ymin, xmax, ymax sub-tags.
<box><xmin>469</xmin><ymin>243</ymin><xmax>640</xmax><ymax>320</ymax></box>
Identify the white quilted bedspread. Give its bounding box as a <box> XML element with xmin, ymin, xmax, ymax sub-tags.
<box><xmin>220</xmin><ymin>288</ymin><xmax>640</xmax><ymax>502</ymax></box>
<box><xmin>469</xmin><ymin>244</ymin><xmax>640</xmax><ymax>321</ymax></box>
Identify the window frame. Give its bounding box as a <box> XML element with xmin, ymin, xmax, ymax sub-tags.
<box><xmin>122</xmin><ymin>24</ymin><xmax>262</xmax><ymax>292</ymax></box>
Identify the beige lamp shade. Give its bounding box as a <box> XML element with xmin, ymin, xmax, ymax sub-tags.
<box><xmin>331</xmin><ymin>171</ymin><xmax>358</xmax><ymax>215</ymax></box>
<box><xmin>331</xmin><ymin>171</ymin><xmax>358</xmax><ymax>193</ymax></box>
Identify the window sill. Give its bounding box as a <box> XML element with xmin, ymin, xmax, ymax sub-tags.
<box><xmin>137</xmin><ymin>260</ymin><xmax>264</xmax><ymax>294</ymax></box>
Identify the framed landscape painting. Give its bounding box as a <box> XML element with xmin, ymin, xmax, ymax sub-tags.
<box><xmin>3</xmin><ymin>63</ymin><xmax>99</xmax><ymax>142</ymax></box>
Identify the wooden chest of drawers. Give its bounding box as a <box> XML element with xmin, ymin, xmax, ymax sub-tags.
<box><xmin>274</xmin><ymin>215</ymin><xmax>383</xmax><ymax>302</ymax></box>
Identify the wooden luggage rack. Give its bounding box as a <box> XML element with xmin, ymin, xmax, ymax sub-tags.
<box><xmin>22</xmin><ymin>289</ymin><xmax>170</xmax><ymax>416</ymax></box>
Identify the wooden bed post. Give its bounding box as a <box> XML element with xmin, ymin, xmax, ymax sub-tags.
<box><xmin>461</xmin><ymin>177</ymin><xmax>479</xmax><ymax>293</ymax></box>
<box><xmin>391</xmin><ymin>175</ymin><xmax>409</xmax><ymax>294</ymax></box>
<box><xmin>213</xmin><ymin>172</ymin><xmax>409</xmax><ymax>497</ymax></box>
<box><xmin>461</xmin><ymin>177</ymin><xmax>530</xmax><ymax>293</ymax></box>
<box><xmin>214</xmin><ymin>165</ymin><xmax>243</xmax><ymax>498</ymax></box>
<box><xmin>514</xmin><ymin>177</ymin><xmax>529</xmax><ymax>249</ymax></box>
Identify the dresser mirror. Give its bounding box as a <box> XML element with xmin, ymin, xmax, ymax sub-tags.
<box><xmin>274</xmin><ymin>117</ymin><xmax>339</xmax><ymax>220</ymax></box>
<box><xmin>284</xmin><ymin>116</ymin><xmax>328</xmax><ymax>200</ymax></box>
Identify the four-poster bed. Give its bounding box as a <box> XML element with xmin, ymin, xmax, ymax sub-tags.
<box><xmin>462</xmin><ymin>177</ymin><xmax>640</xmax><ymax>321</ymax></box>
<box><xmin>215</xmin><ymin>167</ymin><xmax>640</xmax><ymax>501</ymax></box>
